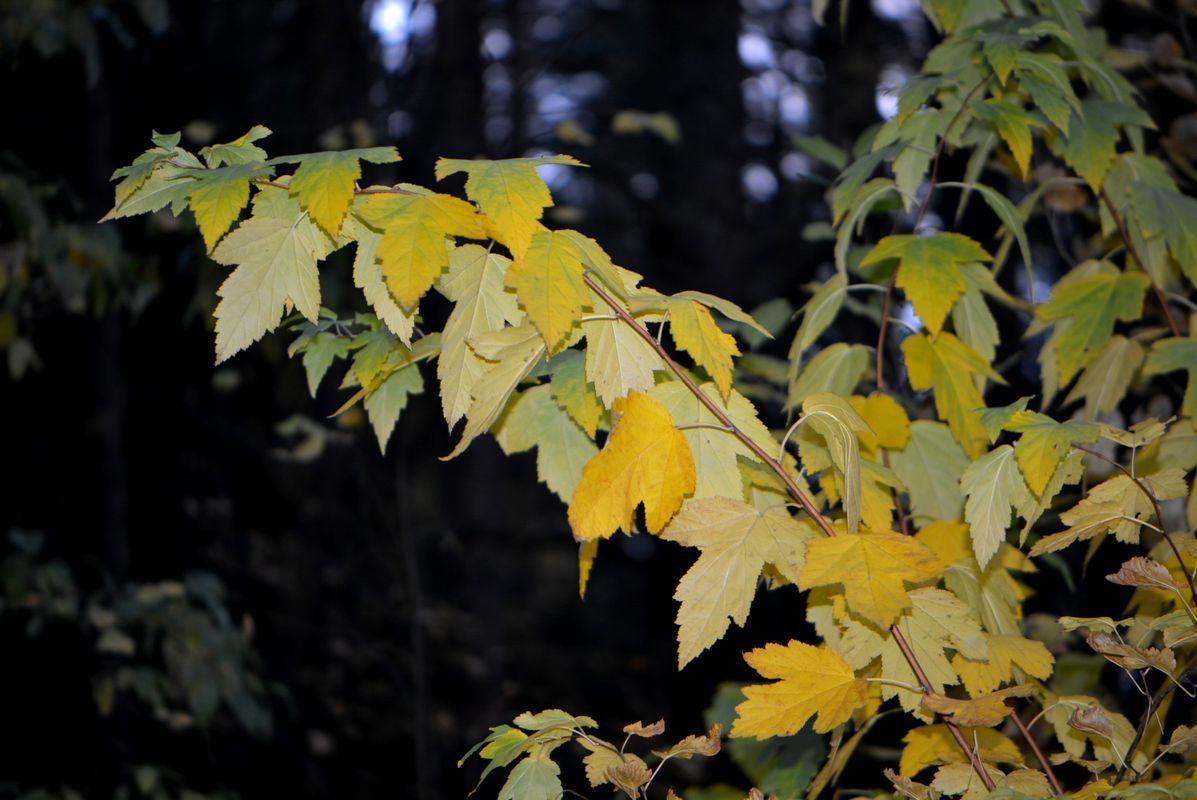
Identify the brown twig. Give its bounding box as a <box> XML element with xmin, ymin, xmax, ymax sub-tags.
<box><xmin>1098</xmin><ymin>187</ymin><xmax>1183</xmax><ymax>338</ymax></box>
<box><xmin>1011</xmin><ymin>709</ymin><xmax>1064</xmax><ymax>795</ymax></box>
<box><xmin>1074</xmin><ymin>445</ymin><xmax>1197</xmax><ymax>604</ymax></box>
<box><xmin>583</xmin><ymin>271</ymin><xmax>998</xmax><ymax>791</ymax></box>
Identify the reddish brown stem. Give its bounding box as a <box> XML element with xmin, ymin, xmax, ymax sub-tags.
<box><xmin>1011</xmin><ymin>709</ymin><xmax>1064</xmax><ymax>796</ymax></box>
<box><xmin>583</xmin><ymin>271</ymin><xmax>997</xmax><ymax>792</ymax></box>
<box><xmin>1098</xmin><ymin>187</ymin><xmax>1183</xmax><ymax>338</ymax></box>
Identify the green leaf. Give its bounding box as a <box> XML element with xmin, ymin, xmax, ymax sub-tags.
<box><xmin>495</xmin><ymin>384</ymin><xmax>597</xmax><ymax>503</ymax></box>
<box><xmin>1035</xmin><ymin>266</ymin><xmax>1151</xmax><ymax>385</ymax></box>
<box><xmin>1064</xmin><ymin>335</ymin><xmax>1145</xmax><ymax>419</ymax></box>
<box><xmin>891</xmin><ymin>421</ymin><xmax>969</xmax><ymax>525</ymax></box>
<box><xmin>788</xmin><ymin>275</ymin><xmax>847</xmax><ymax>380</ymax></box>
<box><xmin>497</xmin><ymin>750</ymin><xmax>563</xmax><ymax>800</ymax></box>
<box><xmin>549</xmin><ymin>349</ymin><xmax>602</xmax><ymax>438</ymax></box>
<box><xmin>1015</xmin><ymin>52</ymin><xmax>1081</xmax><ymax>135</ymax></box>
<box><xmin>979</xmin><ymin>396</ymin><xmax>1031</xmax><ymax>443</ymax></box>
<box><xmin>939</xmin><ymin>182</ymin><xmax>1033</xmax><ymax>286</ymax></box>
<box><xmin>1056</xmin><ymin>100</ymin><xmax>1154</xmax><ymax>190</ymax></box>
<box><xmin>835</xmin><ymin>179</ymin><xmax>899</xmax><ymax>277</ymax></box>
<box><xmin>364</xmin><ymin>362</ymin><xmax>423</xmax><ymax>453</ymax></box>
<box><xmin>961</xmin><ymin>445</ymin><xmax>1032</xmax><ymax>569</ymax></box>
<box><xmin>1144</xmin><ymin>334</ymin><xmax>1197</xmax><ymax>418</ymax></box>
<box><xmin>210</xmin><ymin>211</ymin><xmax>328</xmax><ymax>363</ymax></box>
<box><xmin>582</xmin><ymin>316</ymin><xmax>661</xmax><ymax>408</ymax></box>
<box><xmin>861</xmin><ymin>233</ymin><xmax>992</xmax><ymax>336</ymax></box>
<box><xmin>787</xmin><ymin>343</ymin><xmax>870</xmax><ymax>410</ymax></box>
<box><xmin>436</xmin><ymin>154</ymin><xmax>585</xmax><ymax>257</ymax></box>
<box><xmin>873</xmin><ymin>108</ymin><xmax>945</xmax><ymax>210</ymax></box>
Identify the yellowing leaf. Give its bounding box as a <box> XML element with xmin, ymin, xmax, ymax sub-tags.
<box><xmin>662</xmin><ymin>497</ymin><xmax>815</xmax><ymax>667</ymax></box>
<box><xmin>444</xmin><ymin>324</ymin><xmax>545</xmax><ymax>459</ymax></box>
<box><xmin>211</xmin><ymin>211</ymin><xmax>326</xmax><ymax>363</ymax></box>
<box><xmin>899</xmin><ymin>724</ymin><xmax>1023</xmax><ymax>777</ymax></box>
<box><xmin>356</xmin><ymin>187</ymin><xmax>485</xmax><ymax>311</ymax></box>
<box><xmin>799</xmin><ymin>529</ymin><xmax>943</xmax><ymax>628</ymax></box>
<box><xmin>1005</xmin><ymin>411</ymin><xmax>1099</xmax><ymax>497</ymax></box>
<box><xmin>436</xmin><ymin>154</ymin><xmax>585</xmax><ymax>257</ymax></box>
<box><xmin>862</xmin><ymin>233</ymin><xmax>992</xmax><ymax>336</ymax></box>
<box><xmin>508</xmin><ymin>229</ymin><xmax>617</xmax><ymax>353</ymax></box>
<box><xmin>787</xmin><ymin>342</ymin><xmax>871</xmax><ymax>410</ymax></box>
<box><xmin>960</xmin><ymin>445</ymin><xmax>1032</xmax><ymax>569</ymax></box>
<box><xmin>880</xmin><ymin>587</ymin><xmax>988</xmax><ymax>712</ymax></box>
<box><xmin>650</xmin><ymin>381</ymin><xmax>777</xmax><ymax>502</ymax></box>
<box><xmin>495</xmin><ymin>385</ymin><xmax>597</xmax><ymax>503</ymax></box>
<box><xmin>1036</xmin><ymin>266</ymin><xmax>1151</xmax><ymax>385</ymax></box>
<box><xmin>1029</xmin><ymin>468</ymin><xmax>1187</xmax><ymax>554</ymax></box>
<box><xmin>568</xmin><ymin>391</ymin><xmax>696</xmax><ymax>540</ymax></box>
<box><xmin>903</xmin><ymin>332</ymin><xmax>1003</xmax><ymax>457</ymax></box>
<box><xmin>437</xmin><ymin>244</ymin><xmax>523</xmax><ymax>427</ymax></box>
<box><xmin>288</xmin><ymin>147</ymin><xmax>400</xmax><ymax>235</ymax></box>
<box><xmin>668</xmin><ymin>299</ymin><xmax>740</xmax><ymax>400</ymax></box>
<box><xmin>582</xmin><ymin>316</ymin><xmax>661</xmax><ymax>408</ymax></box>
<box><xmin>732</xmin><ymin>641</ymin><xmax>867</xmax><ymax>737</ymax></box>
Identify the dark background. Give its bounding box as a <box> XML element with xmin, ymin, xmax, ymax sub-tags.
<box><xmin>0</xmin><ymin>1</ymin><xmax>1190</xmax><ymax>798</ymax></box>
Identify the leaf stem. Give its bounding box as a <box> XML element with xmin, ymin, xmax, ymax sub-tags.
<box><xmin>1011</xmin><ymin>709</ymin><xmax>1064</xmax><ymax>796</ymax></box>
<box><xmin>583</xmin><ymin>270</ymin><xmax>998</xmax><ymax>792</ymax></box>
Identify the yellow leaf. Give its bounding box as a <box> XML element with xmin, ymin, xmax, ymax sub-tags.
<box><xmin>582</xmin><ymin>316</ymin><xmax>661</xmax><ymax>408</ymax></box>
<box><xmin>899</xmin><ymin>724</ymin><xmax>1023</xmax><ymax>777</ymax></box>
<box><xmin>850</xmin><ymin>392</ymin><xmax>911</xmax><ymax>457</ymax></box>
<box><xmin>732</xmin><ymin>640</ymin><xmax>867</xmax><ymax>736</ymax></box>
<box><xmin>357</xmin><ymin>187</ymin><xmax>486</xmax><ymax>310</ymax></box>
<box><xmin>189</xmin><ymin>165</ymin><xmax>264</xmax><ymax>251</ymax></box>
<box><xmin>799</xmin><ymin>528</ymin><xmax>943</xmax><ymax>628</ymax></box>
<box><xmin>916</xmin><ymin>520</ymin><xmax>973</xmax><ymax>566</ymax></box>
<box><xmin>902</xmin><ymin>332</ymin><xmax>1003</xmax><ymax>457</ymax></box>
<box><xmin>578</xmin><ymin>540</ymin><xmax>598</xmax><ymax>598</ymax></box>
<box><xmin>668</xmin><ymin>299</ymin><xmax>740</xmax><ymax>400</ymax></box>
<box><xmin>508</xmin><ymin>229</ymin><xmax>618</xmax><ymax>353</ymax></box>
<box><xmin>568</xmin><ymin>391</ymin><xmax>696</xmax><ymax>540</ymax></box>
<box><xmin>953</xmin><ymin>634</ymin><xmax>1054</xmax><ymax>696</ymax></box>
<box><xmin>435</xmin><ymin>154</ymin><xmax>585</xmax><ymax>258</ymax></box>
<box><xmin>661</xmin><ymin>497</ymin><xmax>814</xmax><ymax>667</ymax></box>
<box><xmin>289</xmin><ymin>147</ymin><xmax>399</xmax><ymax>236</ymax></box>
<box><xmin>961</xmin><ymin>445</ymin><xmax>1033</xmax><ymax>569</ymax></box>
<box><xmin>861</xmin><ymin>233</ymin><xmax>992</xmax><ymax>336</ymax></box>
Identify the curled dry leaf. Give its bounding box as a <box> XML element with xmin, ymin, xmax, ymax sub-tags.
<box><xmin>1165</xmin><ymin>723</ymin><xmax>1197</xmax><ymax>754</ymax></box>
<box><xmin>1107</xmin><ymin>557</ymin><xmax>1181</xmax><ymax>592</ymax></box>
<box><xmin>1085</xmin><ymin>632</ymin><xmax>1177</xmax><ymax>672</ymax></box>
<box><xmin>1070</xmin><ymin>706</ymin><xmax>1115</xmax><ymax>738</ymax></box>
<box><xmin>623</xmin><ymin>719</ymin><xmax>665</xmax><ymax>738</ymax></box>
<box><xmin>885</xmin><ymin>767</ymin><xmax>939</xmax><ymax>800</ymax></box>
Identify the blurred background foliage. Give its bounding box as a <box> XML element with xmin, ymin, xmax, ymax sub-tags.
<box><xmin>2</xmin><ymin>0</ymin><xmax>1196</xmax><ymax>798</ymax></box>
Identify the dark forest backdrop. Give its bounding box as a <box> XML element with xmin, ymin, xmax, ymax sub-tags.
<box><xmin>1</xmin><ymin>1</ymin><xmax>1193</xmax><ymax>798</ymax></box>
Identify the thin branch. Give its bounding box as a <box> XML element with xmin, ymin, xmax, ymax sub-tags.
<box><xmin>583</xmin><ymin>271</ymin><xmax>998</xmax><ymax>792</ymax></box>
<box><xmin>1011</xmin><ymin>709</ymin><xmax>1064</xmax><ymax>796</ymax></box>
<box><xmin>1097</xmin><ymin>187</ymin><xmax>1183</xmax><ymax>338</ymax></box>
<box><xmin>1075</xmin><ymin>445</ymin><xmax>1197</xmax><ymax>604</ymax></box>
